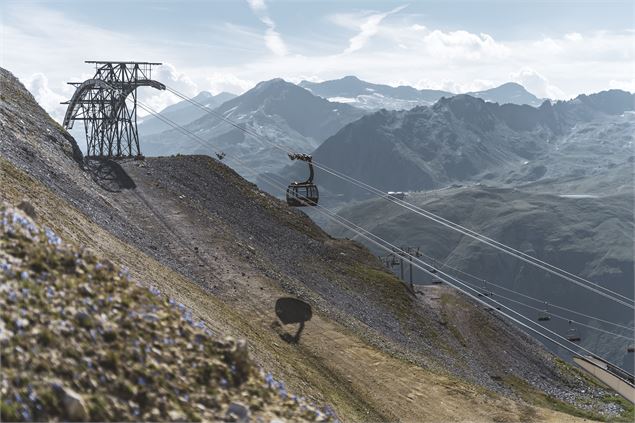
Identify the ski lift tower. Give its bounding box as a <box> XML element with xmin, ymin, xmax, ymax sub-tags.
<box><xmin>62</xmin><ymin>61</ymin><xmax>165</xmax><ymax>158</ymax></box>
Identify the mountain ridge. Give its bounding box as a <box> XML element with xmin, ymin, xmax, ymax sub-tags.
<box><xmin>274</xmin><ymin>89</ymin><xmax>634</xmax><ymax>200</ymax></box>
<box><xmin>300</xmin><ymin>76</ymin><xmax>544</xmax><ymax>110</ymax></box>
<box><xmin>142</xmin><ymin>78</ymin><xmax>365</xmax><ymax>177</ymax></box>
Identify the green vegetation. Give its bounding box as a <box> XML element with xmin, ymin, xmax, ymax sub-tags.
<box><xmin>502</xmin><ymin>374</ymin><xmax>633</xmax><ymax>422</ymax></box>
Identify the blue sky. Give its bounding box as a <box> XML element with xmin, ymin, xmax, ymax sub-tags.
<box><xmin>1</xmin><ymin>0</ymin><xmax>634</xmax><ymax>120</ymax></box>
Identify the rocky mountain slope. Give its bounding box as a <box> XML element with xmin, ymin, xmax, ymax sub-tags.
<box><xmin>138</xmin><ymin>91</ymin><xmax>236</xmax><ymax>136</ymax></box>
<box><xmin>1</xmin><ymin>67</ymin><xmax>633</xmax><ymax>421</ymax></box>
<box><xmin>277</xmin><ymin>90</ymin><xmax>634</xmax><ymax>201</ymax></box>
<box><xmin>300</xmin><ymin>76</ymin><xmax>543</xmax><ymax>110</ymax></box>
<box><xmin>141</xmin><ymin>79</ymin><xmax>365</xmax><ymax>178</ymax></box>
<box><xmin>0</xmin><ymin>205</ymin><xmax>330</xmax><ymax>422</ymax></box>
<box><xmin>329</xmin><ymin>185</ymin><xmax>634</xmax><ymax>373</ymax></box>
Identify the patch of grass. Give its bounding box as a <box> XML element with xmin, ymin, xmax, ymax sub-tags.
<box><xmin>0</xmin><ymin>401</ymin><xmax>21</xmax><ymax>421</ymax></box>
<box><xmin>502</xmin><ymin>374</ymin><xmax>606</xmax><ymax>421</ymax></box>
<box><xmin>601</xmin><ymin>394</ymin><xmax>635</xmax><ymax>422</ymax></box>
<box><xmin>343</xmin><ymin>262</ymin><xmax>414</xmax><ymax>318</ymax></box>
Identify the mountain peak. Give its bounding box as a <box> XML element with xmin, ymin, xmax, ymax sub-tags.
<box><xmin>498</xmin><ymin>82</ymin><xmax>525</xmax><ymax>89</ymax></box>
<box><xmin>467</xmin><ymin>82</ymin><xmax>542</xmax><ymax>106</ymax></box>
<box><xmin>255</xmin><ymin>77</ymin><xmax>290</xmax><ymax>89</ymax></box>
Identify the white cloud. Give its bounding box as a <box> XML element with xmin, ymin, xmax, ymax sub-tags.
<box><xmin>246</xmin><ymin>0</ymin><xmax>266</xmax><ymax>12</ymax></box>
<box><xmin>25</xmin><ymin>73</ymin><xmax>68</xmax><ymax>122</ymax></box>
<box><xmin>205</xmin><ymin>72</ymin><xmax>253</xmax><ymax>95</ymax></box>
<box><xmin>565</xmin><ymin>32</ymin><xmax>583</xmax><ymax>42</ymax></box>
<box><xmin>333</xmin><ymin>5</ymin><xmax>407</xmax><ymax>54</ymax></box>
<box><xmin>138</xmin><ymin>63</ymin><xmax>200</xmax><ymax>115</ymax></box>
<box><xmin>609</xmin><ymin>79</ymin><xmax>635</xmax><ymax>92</ymax></box>
<box><xmin>510</xmin><ymin>67</ymin><xmax>565</xmax><ymax>99</ymax></box>
<box><xmin>422</xmin><ymin>30</ymin><xmax>509</xmax><ymax>61</ymax></box>
<box><xmin>245</xmin><ymin>0</ymin><xmax>288</xmax><ymax>56</ymax></box>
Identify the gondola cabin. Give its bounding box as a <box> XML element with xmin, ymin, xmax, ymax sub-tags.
<box><xmin>567</xmin><ymin>321</ymin><xmax>581</xmax><ymax>342</ymax></box>
<box><xmin>287</xmin><ymin>183</ymin><xmax>319</xmax><ymax>207</ymax></box>
<box><xmin>286</xmin><ymin>153</ymin><xmax>319</xmax><ymax>207</ymax></box>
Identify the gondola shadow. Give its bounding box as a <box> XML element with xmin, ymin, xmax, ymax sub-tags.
<box><xmin>87</xmin><ymin>159</ymin><xmax>136</xmax><ymax>193</ymax></box>
<box><xmin>272</xmin><ymin>297</ymin><xmax>312</xmax><ymax>344</ymax></box>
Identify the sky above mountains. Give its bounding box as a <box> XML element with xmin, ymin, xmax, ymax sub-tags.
<box><xmin>2</xmin><ymin>0</ymin><xmax>634</xmax><ymax>121</ymax></box>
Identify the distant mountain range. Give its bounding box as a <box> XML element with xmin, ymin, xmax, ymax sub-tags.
<box><xmin>274</xmin><ymin>90</ymin><xmax>634</xmax><ymax>200</ymax></box>
<box><xmin>299</xmin><ymin>76</ymin><xmax>451</xmax><ymax>110</ymax></box>
<box><xmin>141</xmin><ymin>79</ymin><xmax>365</xmax><ymax>177</ymax></box>
<box><xmin>300</xmin><ymin>76</ymin><xmax>543</xmax><ymax>110</ymax></box>
<box><xmin>138</xmin><ymin>91</ymin><xmax>236</xmax><ymax>136</ymax></box>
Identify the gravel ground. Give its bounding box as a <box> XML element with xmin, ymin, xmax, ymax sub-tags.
<box><xmin>0</xmin><ymin>204</ymin><xmax>335</xmax><ymax>422</ymax></box>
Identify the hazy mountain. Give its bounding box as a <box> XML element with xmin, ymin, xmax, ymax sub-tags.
<box><xmin>300</xmin><ymin>76</ymin><xmax>544</xmax><ymax>110</ymax></box>
<box><xmin>327</xmin><ymin>185</ymin><xmax>634</xmax><ymax>372</ymax></box>
<box><xmin>138</xmin><ymin>91</ymin><xmax>236</xmax><ymax>136</ymax></box>
<box><xmin>143</xmin><ymin>79</ymin><xmax>365</xmax><ymax>177</ymax></box>
<box><xmin>467</xmin><ymin>82</ymin><xmax>543</xmax><ymax>107</ymax></box>
<box><xmin>300</xmin><ymin>75</ymin><xmax>451</xmax><ymax>111</ymax></box>
<box><xmin>276</xmin><ymin>90</ymin><xmax>634</xmax><ymax>201</ymax></box>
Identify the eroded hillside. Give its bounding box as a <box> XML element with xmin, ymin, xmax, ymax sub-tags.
<box><xmin>1</xmin><ymin>67</ymin><xmax>632</xmax><ymax>421</ymax></box>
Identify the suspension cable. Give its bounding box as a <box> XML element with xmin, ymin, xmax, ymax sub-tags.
<box><xmin>374</xmin><ymin>239</ymin><xmax>634</xmax><ymax>332</ymax></box>
<box><xmin>317</xmin><ymin>202</ymin><xmax>635</xmax><ymax>334</ymax></box>
<box><xmin>132</xmin><ymin>98</ymin><xmax>629</xmax><ymax>370</ymax></box>
<box><xmin>161</xmin><ymin>85</ymin><xmax>634</xmax><ymax>309</ymax></box>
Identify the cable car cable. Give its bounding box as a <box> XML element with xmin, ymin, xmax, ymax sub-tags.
<box><xmin>162</xmin><ymin>85</ymin><xmax>634</xmax><ymax>309</ymax></box>
<box><xmin>133</xmin><ymin>99</ymin><xmax>629</xmax><ymax>371</ymax></box>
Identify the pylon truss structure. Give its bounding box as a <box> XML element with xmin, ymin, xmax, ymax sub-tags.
<box><xmin>62</xmin><ymin>61</ymin><xmax>165</xmax><ymax>158</ymax></box>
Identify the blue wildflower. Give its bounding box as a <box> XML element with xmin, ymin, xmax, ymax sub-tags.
<box><xmin>21</xmin><ymin>408</ymin><xmax>32</xmax><ymax>421</ymax></box>
<box><xmin>44</xmin><ymin>228</ymin><xmax>61</xmax><ymax>246</ymax></box>
<box><xmin>20</xmin><ymin>271</ymin><xmax>29</xmax><ymax>281</ymax></box>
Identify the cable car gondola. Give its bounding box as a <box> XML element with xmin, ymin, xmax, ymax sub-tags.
<box><xmin>286</xmin><ymin>153</ymin><xmax>319</xmax><ymax>207</ymax></box>
<box><xmin>566</xmin><ymin>320</ymin><xmax>581</xmax><ymax>342</ymax></box>
<box><xmin>537</xmin><ymin>302</ymin><xmax>551</xmax><ymax>322</ymax></box>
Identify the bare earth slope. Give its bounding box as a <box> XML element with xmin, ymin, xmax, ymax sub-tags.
<box><xmin>1</xmin><ymin>67</ymin><xmax>632</xmax><ymax>421</ymax></box>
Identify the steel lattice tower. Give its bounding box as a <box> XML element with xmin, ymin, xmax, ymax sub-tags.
<box><xmin>62</xmin><ymin>61</ymin><xmax>165</xmax><ymax>158</ymax></box>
